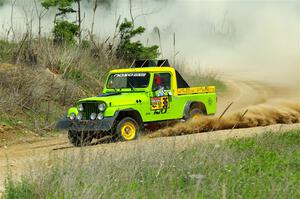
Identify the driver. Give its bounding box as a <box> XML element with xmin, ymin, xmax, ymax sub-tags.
<box><xmin>154</xmin><ymin>74</ymin><xmax>162</xmax><ymax>87</ymax></box>
<box><xmin>153</xmin><ymin>74</ymin><xmax>165</xmax><ymax>96</ymax></box>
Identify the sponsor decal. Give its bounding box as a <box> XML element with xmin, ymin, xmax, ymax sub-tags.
<box><xmin>151</xmin><ymin>96</ymin><xmax>169</xmax><ymax>112</ymax></box>
<box><xmin>114</xmin><ymin>73</ymin><xmax>147</xmax><ymax>77</ymax></box>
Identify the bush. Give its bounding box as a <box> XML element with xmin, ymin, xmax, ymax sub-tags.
<box><xmin>0</xmin><ymin>40</ymin><xmax>17</xmax><ymax>62</ymax></box>
<box><xmin>53</xmin><ymin>20</ymin><xmax>80</xmax><ymax>45</ymax></box>
<box><xmin>42</xmin><ymin>0</ymin><xmax>79</xmax><ymax>45</ymax></box>
<box><xmin>4</xmin><ymin>179</ymin><xmax>35</xmax><ymax>199</ymax></box>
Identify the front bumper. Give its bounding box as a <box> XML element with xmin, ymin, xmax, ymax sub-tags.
<box><xmin>56</xmin><ymin>117</ymin><xmax>115</xmax><ymax>132</ymax></box>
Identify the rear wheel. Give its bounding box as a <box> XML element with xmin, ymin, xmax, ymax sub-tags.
<box><xmin>68</xmin><ymin>131</ymin><xmax>93</xmax><ymax>147</ymax></box>
<box><xmin>115</xmin><ymin>117</ymin><xmax>140</xmax><ymax>141</ymax></box>
<box><xmin>188</xmin><ymin>108</ymin><xmax>203</xmax><ymax>121</ymax></box>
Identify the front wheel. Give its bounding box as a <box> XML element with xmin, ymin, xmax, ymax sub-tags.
<box><xmin>115</xmin><ymin>117</ymin><xmax>140</xmax><ymax>141</ymax></box>
<box><xmin>68</xmin><ymin>131</ymin><xmax>93</xmax><ymax>147</ymax></box>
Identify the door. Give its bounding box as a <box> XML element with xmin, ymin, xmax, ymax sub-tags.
<box><xmin>149</xmin><ymin>73</ymin><xmax>174</xmax><ymax>121</ymax></box>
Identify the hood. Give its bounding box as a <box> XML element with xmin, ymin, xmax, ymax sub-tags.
<box><xmin>78</xmin><ymin>92</ymin><xmax>148</xmax><ymax>107</ymax></box>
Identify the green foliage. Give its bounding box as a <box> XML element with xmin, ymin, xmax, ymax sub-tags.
<box><xmin>116</xmin><ymin>18</ymin><xmax>159</xmax><ymax>63</ymax></box>
<box><xmin>42</xmin><ymin>0</ymin><xmax>79</xmax><ymax>44</ymax></box>
<box><xmin>42</xmin><ymin>0</ymin><xmax>77</xmax><ymax>17</ymax></box>
<box><xmin>42</xmin><ymin>0</ymin><xmax>75</xmax><ymax>10</ymax></box>
<box><xmin>0</xmin><ymin>40</ymin><xmax>16</xmax><ymax>62</ymax></box>
<box><xmin>4</xmin><ymin>130</ymin><xmax>300</xmax><ymax>198</ymax></box>
<box><xmin>0</xmin><ymin>114</ymin><xmax>17</xmax><ymax>127</ymax></box>
<box><xmin>0</xmin><ymin>0</ymin><xmax>6</xmax><ymax>6</ymax></box>
<box><xmin>68</xmin><ymin>69</ymin><xmax>83</xmax><ymax>81</ymax></box>
<box><xmin>4</xmin><ymin>178</ymin><xmax>35</xmax><ymax>199</ymax></box>
<box><xmin>53</xmin><ymin>20</ymin><xmax>79</xmax><ymax>44</ymax></box>
<box><xmin>186</xmin><ymin>73</ymin><xmax>226</xmax><ymax>92</ymax></box>
<box><xmin>80</xmin><ymin>39</ymin><xmax>92</xmax><ymax>49</ymax></box>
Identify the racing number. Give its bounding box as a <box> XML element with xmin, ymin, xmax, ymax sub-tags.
<box><xmin>151</xmin><ymin>96</ymin><xmax>169</xmax><ymax>114</ymax></box>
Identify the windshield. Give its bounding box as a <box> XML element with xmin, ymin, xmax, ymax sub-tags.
<box><xmin>107</xmin><ymin>72</ymin><xmax>150</xmax><ymax>89</ymax></box>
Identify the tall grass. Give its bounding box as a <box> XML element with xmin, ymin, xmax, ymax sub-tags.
<box><xmin>3</xmin><ymin>130</ymin><xmax>300</xmax><ymax>198</ymax></box>
<box><xmin>174</xmin><ymin>60</ymin><xmax>226</xmax><ymax>92</ymax></box>
<box><xmin>0</xmin><ymin>38</ymin><xmax>126</xmax><ymax>135</ymax></box>
<box><xmin>0</xmin><ymin>37</ymin><xmax>226</xmax><ymax>136</ymax></box>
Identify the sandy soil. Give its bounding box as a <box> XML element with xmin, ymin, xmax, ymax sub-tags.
<box><xmin>0</xmin><ymin>75</ymin><xmax>299</xmax><ymax>195</ymax></box>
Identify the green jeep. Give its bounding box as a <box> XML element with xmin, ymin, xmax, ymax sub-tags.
<box><xmin>57</xmin><ymin>60</ymin><xmax>217</xmax><ymax>146</ymax></box>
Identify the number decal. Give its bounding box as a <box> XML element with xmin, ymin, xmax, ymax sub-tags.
<box><xmin>151</xmin><ymin>96</ymin><xmax>169</xmax><ymax>112</ymax></box>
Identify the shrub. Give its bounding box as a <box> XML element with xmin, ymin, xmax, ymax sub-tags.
<box><xmin>53</xmin><ymin>20</ymin><xmax>79</xmax><ymax>45</ymax></box>
<box><xmin>116</xmin><ymin>18</ymin><xmax>159</xmax><ymax>63</ymax></box>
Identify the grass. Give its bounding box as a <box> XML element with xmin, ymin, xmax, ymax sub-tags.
<box><xmin>0</xmin><ymin>37</ymin><xmax>123</xmax><ymax>135</ymax></box>
<box><xmin>186</xmin><ymin>72</ymin><xmax>226</xmax><ymax>93</ymax></box>
<box><xmin>3</xmin><ymin>129</ymin><xmax>300</xmax><ymax>198</ymax></box>
<box><xmin>174</xmin><ymin>61</ymin><xmax>226</xmax><ymax>93</ymax></box>
<box><xmin>0</xmin><ymin>37</ymin><xmax>226</xmax><ymax>137</ymax></box>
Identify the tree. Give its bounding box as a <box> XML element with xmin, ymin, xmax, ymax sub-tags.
<box><xmin>53</xmin><ymin>20</ymin><xmax>79</xmax><ymax>44</ymax></box>
<box><xmin>0</xmin><ymin>0</ymin><xmax>7</xmax><ymax>6</ymax></box>
<box><xmin>116</xmin><ymin>18</ymin><xmax>159</xmax><ymax>63</ymax></box>
<box><xmin>41</xmin><ymin>0</ymin><xmax>81</xmax><ymax>44</ymax></box>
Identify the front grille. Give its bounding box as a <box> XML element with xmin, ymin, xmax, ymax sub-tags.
<box><xmin>82</xmin><ymin>102</ymin><xmax>99</xmax><ymax>120</ymax></box>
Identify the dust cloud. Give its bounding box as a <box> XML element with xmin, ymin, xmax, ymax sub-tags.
<box><xmin>149</xmin><ymin>100</ymin><xmax>300</xmax><ymax>138</ymax></box>
<box><xmin>0</xmin><ymin>0</ymin><xmax>299</xmax><ymax>135</ymax></box>
<box><xmin>0</xmin><ymin>1</ymin><xmax>298</xmax><ymax>87</ymax></box>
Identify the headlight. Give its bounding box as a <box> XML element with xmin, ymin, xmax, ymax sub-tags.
<box><xmin>78</xmin><ymin>104</ymin><xmax>84</xmax><ymax>112</ymax></box>
<box><xmin>90</xmin><ymin>113</ymin><xmax>97</xmax><ymax>120</ymax></box>
<box><xmin>69</xmin><ymin>112</ymin><xmax>76</xmax><ymax>120</ymax></box>
<box><xmin>98</xmin><ymin>103</ymin><xmax>106</xmax><ymax>111</ymax></box>
<box><xmin>77</xmin><ymin>112</ymin><xmax>82</xmax><ymax>120</ymax></box>
<box><xmin>97</xmin><ymin>113</ymin><xmax>104</xmax><ymax>120</ymax></box>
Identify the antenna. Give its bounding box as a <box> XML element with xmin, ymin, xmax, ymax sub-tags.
<box><xmin>140</xmin><ymin>59</ymin><xmax>148</xmax><ymax>67</ymax></box>
<box><xmin>130</xmin><ymin>59</ymin><xmax>136</xmax><ymax>68</ymax></box>
<box><xmin>159</xmin><ymin>59</ymin><xmax>167</xmax><ymax>67</ymax></box>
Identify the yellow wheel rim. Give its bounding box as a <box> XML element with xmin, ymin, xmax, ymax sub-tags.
<box><xmin>192</xmin><ymin>113</ymin><xmax>201</xmax><ymax>120</ymax></box>
<box><xmin>121</xmin><ymin>122</ymin><xmax>136</xmax><ymax>140</ymax></box>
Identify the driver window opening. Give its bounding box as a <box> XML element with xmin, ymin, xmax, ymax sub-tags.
<box><xmin>152</xmin><ymin>73</ymin><xmax>171</xmax><ymax>91</ymax></box>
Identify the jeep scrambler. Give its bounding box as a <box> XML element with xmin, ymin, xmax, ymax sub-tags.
<box><xmin>57</xmin><ymin>60</ymin><xmax>217</xmax><ymax>146</ymax></box>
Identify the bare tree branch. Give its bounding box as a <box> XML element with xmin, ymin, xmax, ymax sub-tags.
<box><xmin>33</xmin><ymin>0</ymin><xmax>48</xmax><ymax>42</ymax></box>
<box><xmin>90</xmin><ymin>0</ymin><xmax>98</xmax><ymax>41</ymax></box>
<box><xmin>7</xmin><ymin>0</ymin><xmax>17</xmax><ymax>41</ymax></box>
<box><xmin>129</xmin><ymin>0</ymin><xmax>134</xmax><ymax>27</ymax></box>
<box><xmin>77</xmin><ymin>0</ymin><xmax>82</xmax><ymax>43</ymax></box>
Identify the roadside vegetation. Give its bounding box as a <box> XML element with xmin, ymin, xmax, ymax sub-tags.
<box><xmin>0</xmin><ymin>0</ymin><xmax>225</xmax><ymax>143</ymax></box>
<box><xmin>3</xmin><ymin>129</ymin><xmax>299</xmax><ymax>198</ymax></box>
<box><xmin>175</xmin><ymin>61</ymin><xmax>226</xmax><ymax>93</ymax></box>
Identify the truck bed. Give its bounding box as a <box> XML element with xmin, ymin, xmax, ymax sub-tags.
<box><xmin>177</xmin><ymin>86</ymin><xmax>216</xmax><ymax>95</ymax></box>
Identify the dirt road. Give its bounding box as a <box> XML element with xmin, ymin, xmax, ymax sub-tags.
<box><xmin>0</xmin><ymin>76</ymin><xmax>299</xmax><ymax>194</ymax></box>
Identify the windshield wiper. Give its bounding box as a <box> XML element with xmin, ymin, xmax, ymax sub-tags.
<box><xmin>127</xmin><ymin>80</ymin><xmax>136</xmax><ymax>91</ymax></box>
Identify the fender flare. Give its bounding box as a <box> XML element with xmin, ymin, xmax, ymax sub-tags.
<box><xmin>114</xmin><ymin>108</ymin><xmax>143</xmax><ymax>127</ymax></box>
<box><xmin>183</xmin><ymin>101</ymin><xmax>207</xmax><ymax>119</ymax></box>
